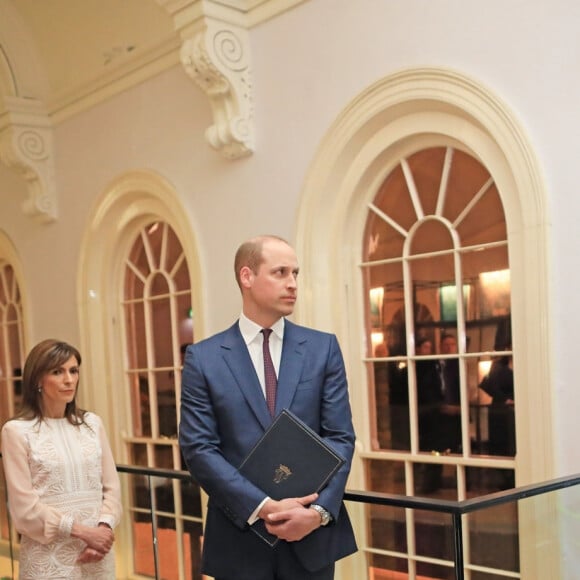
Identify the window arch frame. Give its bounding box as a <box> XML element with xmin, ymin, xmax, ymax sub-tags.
<box><xmin>295</xmin><ymin>67</ymin><xmax>554</xmax><ymax>578</ymax></box>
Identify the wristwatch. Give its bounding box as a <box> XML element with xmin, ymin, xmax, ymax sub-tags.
<box><xmin>311</xmin><ymin>504</ymin><xmax>331</xmax><ymax>526</ymax></box>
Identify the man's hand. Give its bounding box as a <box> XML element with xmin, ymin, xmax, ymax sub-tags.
<box><xmin>258</xmin><ymin>493</ymin><xmax>321</xmax><ymax>542</ymax></box>
<box><xmin>258</xmin><ymin>492</ymin><xmax>318</xmax><ymax>521</ymax></box>
<box><xmin>265</xmin><ymin>504</ymin><xmax>322</xmax><ymax>542</ymax></box>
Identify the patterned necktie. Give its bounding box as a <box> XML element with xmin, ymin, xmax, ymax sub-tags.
<box><xmin>261</xmin><ymin>328</ymin><xmax>277</xmax><ymax>416</ymax></box>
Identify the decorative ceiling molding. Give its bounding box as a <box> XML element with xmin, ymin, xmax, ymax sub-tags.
<box><xmin>181</xmin><ymin>20</ymin><xmax>254</xmax><ymax>159</ymax></box>
<box><xmin>0</xmin><ymin>97</ymin><xmax>57</xmax><ymax>222</ymax></box>
<box><xmin>159</xmin><ymin>0</ymin><xmax>255</xmax><ymax>159</ymax></box>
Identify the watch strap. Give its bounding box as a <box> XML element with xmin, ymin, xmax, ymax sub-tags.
<box><xmin>311</xmin><ymin>503</ymin><xmax>331</xmax><ymax>526</ymax></box>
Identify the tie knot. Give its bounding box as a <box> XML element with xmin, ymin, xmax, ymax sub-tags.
<box><xmin>261</xmin><ymin>328</ymin><xmax>272</xmax><ymax>342</ymax></box>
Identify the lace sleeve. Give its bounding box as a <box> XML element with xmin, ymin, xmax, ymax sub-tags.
<box><xmin>0</xmin><ymin>421</ymin><xmax>67</xmax><ymax>544</ymax></box>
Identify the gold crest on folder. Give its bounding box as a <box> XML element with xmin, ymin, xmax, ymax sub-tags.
<box><xmin>273</xmin><ymin>464</ymin><xmax>292</xmax><ymax>484</ymax></box>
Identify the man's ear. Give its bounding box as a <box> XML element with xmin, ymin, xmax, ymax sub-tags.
<box><xmin>239</xmin><ymin>266</ymin><xmax>254</xmax><ymax>288</ymax></box>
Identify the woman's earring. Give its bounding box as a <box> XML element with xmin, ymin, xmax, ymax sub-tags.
<box><xmin>37</xmin><ymin>386</ymin><xmax>42</xmax><ymax>393</ymax></box>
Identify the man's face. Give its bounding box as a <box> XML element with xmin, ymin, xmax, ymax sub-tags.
<box><xmin>441</xmin><ymin>336</ymin><xmax>457</xmax><ymax>354</ymax></box>
<box><xmin>241</xmin><ymin>239</ymin><xmax>299</xmax><ymax>326</ymax></box>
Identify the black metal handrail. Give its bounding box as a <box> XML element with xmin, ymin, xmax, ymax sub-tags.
<box><xmin>3</xmin><ymin>455</ymin><xmax>580</xmax><ymax>579</ymax></box>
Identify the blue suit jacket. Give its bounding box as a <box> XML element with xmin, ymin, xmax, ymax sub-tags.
<box><xmin>179</xmin><ymin>320</ymin><xmax>357</xmax><ymax>576</ymax></box>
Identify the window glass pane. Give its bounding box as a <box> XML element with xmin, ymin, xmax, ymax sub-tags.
<box><xmin>124</xmin><ymin>263</ymin><xmax>145</xmax><ymax>298</ymax></box>
<box><xmin>154</xmin><ymin>368</ymin><xmax>177</xmax><ymax>438</ymax></box>
<box><xmin>164</xmin><ymin>224</ymin><xmax>184</xmax><ymax>273</ymax></box>
<box><xmin>468</xmin><ymin>501</ymin><xmax>519</xmax><ymax>572</ymax></box>
<box><xmin>156</xmin><ymin>520</ymin><xmax>186</xmax><ymax>580</ymax></box>
<box><xmin>6</xmin><ymin>302</ymin><xmax>18</xmax><ymax>322</ymax></box>
<box><xmin>368</xmin><ymin>553</ymin><xmax>408</xmax><ymax>578</ymax></box>
<box><xmin>370</xmin><ymin>357</ymin><xmax>409</xmax><ymax>451</ymax></box>
<box><xmin>124</xmin><ymin>301</ymin><xmax>147</xmax><ymax>369</ymax></box>
<box><xmin>151</xmin><ymin>271</ymin><xmax>170</xmax><ymax>297</ymax></box>
<box><xmin>180</xmin><ymin>479</ymin><xmax>202</xmax><ymax>519</ymax></box>
<box><xmin>129</xmin><ymin>231</ymin><xmax>153</xmax><ymax>278</ymax></box>
<box><xmin>366</xmin><ymin>459</ymin><xmax>408</xmax><ymax>550</ymax></box>
<box><xmin>127</xmin><ymin>371</ymin><xmax>151</xmax><ymax>437</ymax></box>
<box><xmin>414</xmin><ymin>509</ymin><xmax>455</xmax><ymax>563</ymax></box>
<box><xmin>407</xmin><ymin>147</ymin><xmax>447</xmax><ymax>216</ymax></box>
<box><xmin>373</xmin><ymin>163</ymin><xmax>416</xmax><ymax>233</ymax></box>
<box><xmin>443</xmin><ymin>148</ymin><xmax>493</xmax><ymax>222</ymax></box>
<box><xmin>130</xmin><ymin>443</ymin><xmax>148</xmax><ymax>466</ymax></box>
<box><xmin>173</xmin><ymin>258</ymin><xmax>191</xmax><ymax>292</ymax></box>
<box><xmin>144</xmin><ymin>222</ymin><xmax>163</xmax><ymax>271</ymax></box>
<box><xmin>410</xmin><ymin>218</ymin><xmax>453</xmax><ymax>255</ymax></box>
<box><xmin>456</xmin><ymin>184</ymin><xmax>507</xmax><ymax>246</ymax></box>
<box><xmin>150</xmin><ymin>297</ymin><xmax>173</xmax><ymax>369</ymax></box>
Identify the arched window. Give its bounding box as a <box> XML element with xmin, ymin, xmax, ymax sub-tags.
<box><xmin>79</xmin><ymin>171</ymin><xmax>205</xmax><ymax>580</ymax></box>
<box><xmin>362</xmin><ymin>146</ymin><xmax>516</xmax><ymax>577</ymax></box>
<box><xmin>296</xmin><ymin>69</ymin><xmax>554</xmax><ymax>578</ymax></box>
<box><xmin>122</xmin><ymin>220</ymin><xmax>202</xmax><ymax>580</ymax></box>
<box><xmin>123</xmin><ymin>221</ymin><xmax>193</xmax><ymax>446</ymax></box>
<box><xmin>0</xmin><ymin>261</ymin><xmax>24</xmax><ymax>425</ymax></box>
<box><xmin>0</xmin><ymin>257</ymin><xmax>25</xmax><ymax>550</ymax></box>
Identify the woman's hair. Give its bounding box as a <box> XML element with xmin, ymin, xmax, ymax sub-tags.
<box><xmin>15</xmin><ymin>339</ymin><xmax>87</xmax><ymax>425</ymax></box>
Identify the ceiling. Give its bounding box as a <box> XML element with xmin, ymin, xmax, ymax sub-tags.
<box><xmin>0</xmin><ymin>0</ymin><xmax>305</xmax><ymax>122</ymax></box>
<box><xmin>0</xmin><ymin>0</ymin><xmax>309</xmax><ymax>219</ymax></box>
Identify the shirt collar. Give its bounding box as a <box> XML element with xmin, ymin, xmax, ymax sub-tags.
<box><xmin>239</xmin><ymin>312</ymin><xmax>285</xmax><ymax>345</ymax></box>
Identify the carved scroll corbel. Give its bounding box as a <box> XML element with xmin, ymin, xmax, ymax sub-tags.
<box><xmin>181</xmin><ymin>22</ymin><xmax>254</xmax><ymax>159</ymax></box>
<box><xmin>0</xmin><ymin>119</ymin><xmax>57</xmax><ymax>223</ymax></box>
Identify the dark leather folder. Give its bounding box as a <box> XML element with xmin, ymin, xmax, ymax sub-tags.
<box><xmin>238</xmin><ymin>409</ymin><xmax>345</xmax><ymax>546</ymax></box>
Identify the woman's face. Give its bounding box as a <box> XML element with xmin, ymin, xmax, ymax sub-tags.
<box><xmin>39</xmin><ymin>355</ymin><xmax>80</xmax><ymax>418</ymax></box>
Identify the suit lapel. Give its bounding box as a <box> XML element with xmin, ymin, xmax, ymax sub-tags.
<box><xmin>220</xmin><ymin>323</ymin><xmax>272</xmax><ymax>429</ymax></box>
<box><xmin>275</xmin><ymin>320</ymin><xmax>306</xmax><ymax>415</ymax></box>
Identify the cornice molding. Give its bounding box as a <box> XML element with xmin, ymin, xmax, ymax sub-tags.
<box><xmin>48</xmin><ymin>37</ymin><xmax>182</xmax><ymax>124</ymax></box>
<box><xmin>0</xmin><ymin>97</ymin><xmax>57</xmax><ymax>222</ymax></box>
<box><xmin>157</xmin><ymin>0</ymin><xmax>307</xmax><ymax>29</ymax></box>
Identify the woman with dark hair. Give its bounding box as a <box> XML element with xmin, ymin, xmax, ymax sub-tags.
<box><xmin>1</xmin><ymin>339</ymin><xmax>121</xmax><ymax>579</ymax></box>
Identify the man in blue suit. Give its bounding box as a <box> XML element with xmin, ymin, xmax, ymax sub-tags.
<box><xmin>179</xmin><ymin>235</ymin><xmax>357</xmax><ymax>580</ymax></box>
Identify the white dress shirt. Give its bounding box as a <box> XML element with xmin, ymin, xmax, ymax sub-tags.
<box><xmin>239</xmin><ymin>313</ymin><xmax>284</xmax><ymax>397</ymax></box>
<box><xmin>238</xmin><ymin>313</ymin><xmax>285</xmax><ymax>523</ymax></box>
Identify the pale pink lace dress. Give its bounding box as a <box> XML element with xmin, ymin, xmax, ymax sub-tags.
<box><xmin>1</xmin><ymin>412</ymin><xmax>121</xmax><ymax>579</ymax></box>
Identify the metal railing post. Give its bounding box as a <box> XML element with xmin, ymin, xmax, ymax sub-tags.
<box><xmin>147</xmin><ymin>474</ymin><xmax>161</xmax><ymax>579</ymax></box>
<box><xmin>452</xmin><ymin>511</ymin><xmax>464</xmax><ymax>580</ymax></box>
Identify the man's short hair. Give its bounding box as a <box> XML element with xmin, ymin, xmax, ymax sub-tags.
<box><xmin>234</xmin><ymin>235</ymin><xmax>289</xmax><ymax>288</ymax></box>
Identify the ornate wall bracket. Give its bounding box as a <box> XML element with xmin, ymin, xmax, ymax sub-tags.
<box><xmin>0</xmin><ymin>98</ymin><xmax>57</xmax><ymax>222</ymax></box>
<box><xmin>180</xmin><ymin>20</ymin><xmax>254</xmax><ymax>159</ymax></box>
